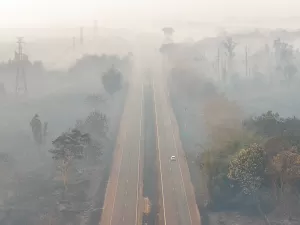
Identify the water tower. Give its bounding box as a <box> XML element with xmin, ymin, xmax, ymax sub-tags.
<box><xmin>162</xmin><ymin>27</ymin><xmax>174</xmax><ymax>44</ymax></box>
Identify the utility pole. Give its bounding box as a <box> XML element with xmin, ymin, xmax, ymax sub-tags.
<box><xmin>15</xmin><ymin>37</ymin><xmax>27</xmax><ymax>94</ymax></box>
<box><xmin>217</xmin><ymin>47</ymin><xmax>220</xmax><ymax>80</ymax></box>
<box><xmin>80</xmin><ymin>27</ymin><xmax>84</xmax><ymax>45</ymax></box>
<box><xmin>245</xmin><ymin>45</ymin><xmax>248</xmax><ymax>76</ymax></box>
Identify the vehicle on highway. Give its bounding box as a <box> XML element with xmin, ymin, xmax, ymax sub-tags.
<box><xmin>170</xmin><ymin>155</ymin><xmax>176</xmax><ymax>161</ymax></box>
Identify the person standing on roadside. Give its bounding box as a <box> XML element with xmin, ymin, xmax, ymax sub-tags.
<box><xmin>30</xmin><ymin>114</ymin><xmax>43</xmax><ymax>147</ymax></box>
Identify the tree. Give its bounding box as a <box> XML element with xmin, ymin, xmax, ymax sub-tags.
<box><xmin>223</xmin><ymin>37</ymin><xmax>236</xmax><ymax>60</ymax></box>
<box><xmin>269</xmin><ymin>148</ymin><xmax>300</xmax><ymax>196</ymax></box>
<box><xmin>228</xmin><ymin>143</ymin><xmax>270</xmax><ymax>224</ymax></box>
<box><xmin>102</xmin><ymin>65</ymin><xmax>122</xmax><ymax>95</ymax></box>
<box><xmin>76</xmin><ymin>111</ymin><xmax>108</xmax><ymax>140</ymax></box>
<box><xmin>228</xmin><ymin>143</ymin><xmax>266</xmax><ymax>195</ymax></box>
<box><xmin>244</xmin><ymin>111</ymin><xmax>300</xmax><ymax>137</ymax></box>
<box><xmin>264</xmin><ymin>148</ymin><xmax>300</xmax><ymax>219</ymax></box>
<box><xmin>244</xmin><ymin>110</ymin><xmax>284</xmax><ymax>137</ymax></box>
<box><xmin>75</xmin><ymin>111</ymin><xmax>107</xmax><ymax>161</ymax></box>
<box><xmin>49</xmin><ymin>129</ymin><xmax>91</xmax><ymax>190</ymax></box>
<box><xmin>273</xmin><ymin>39</ymin><xmax>297</xmax><ymax>82</ymax></box>
<box><xmin>222</xmin><ymin>37</ymin><xmax>237</xmax><ymax>80</ymax></box>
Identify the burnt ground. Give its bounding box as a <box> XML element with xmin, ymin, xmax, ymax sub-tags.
<box><xmin>0</xmin><ymin>85</ymin><xmax>128</xmax><ymax>225</ymax></box>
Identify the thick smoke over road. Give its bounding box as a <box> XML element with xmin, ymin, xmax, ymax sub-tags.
<box><xmin>1</xmin><ymin>7</ymin><xmax>300</xmax><ymax>224</ymax></box>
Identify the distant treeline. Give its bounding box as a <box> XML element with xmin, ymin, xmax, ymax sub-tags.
<box><xmin>0</xmin><ymin>53</ymin><xmax>133</xmax><ymax>77</ymax></box>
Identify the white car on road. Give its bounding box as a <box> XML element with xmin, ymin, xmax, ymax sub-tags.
<box><xmin>170</xmin><ymin>155</ymin><xmax>176</xmax><ymax>161</ymax></box>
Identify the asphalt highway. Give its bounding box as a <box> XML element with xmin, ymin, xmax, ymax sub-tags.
<box><xmin>99</xmin><ymin>74</ymin><xmax>144</xmax><ymax>225</ymax></box>
<box><xmin>152</xmin><ymin>73</ymin><xmax>201</xmax><ymax>225</ymax></box>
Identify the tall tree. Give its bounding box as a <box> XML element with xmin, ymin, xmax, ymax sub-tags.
<box><xmin>222</xmin><ymin>37</ymin><xmax>237</xmax><ymax>81</ymax></box>
<box><xmin>265</xmin><ymin>148</ymin><xmax>300</xmax><ymax>218</ymax></box>
<box><xmin>228</xmin><ymin>143</ymin><xmax>266</xmax><ymax>195</ymax></box>
<box><xmin>49</xmin><ymin>129</ymin><xmax>91</xmax><ymax>190</ymax></box>
<box><xmin>273</xmin><ymin>38</ymin><xmax>297</xmax><ymax>82</ymax></box>
<box><xmin>269</xmin><ymin>148</ymin><xmax>300</xmax><ymax>197</ymax></box>
<box><xmin>228</xmin><ymin>143</ymin><xmax>270</xmax><ymax>224</ymax></box>
<box><xmin>102</xmin><ymin>65</ymin><xmax>122</xmax><ymax>95</ymax></box>
<box><xmin>76</xmin><ymin>111</ymin><xmax>108</xmax><ymax>140</ymax></box>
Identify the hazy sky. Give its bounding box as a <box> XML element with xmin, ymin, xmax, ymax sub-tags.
<box><xmin>1</xmin><ymin>0</ymin><xmax>299</xmax><ymax>28</ymax></box>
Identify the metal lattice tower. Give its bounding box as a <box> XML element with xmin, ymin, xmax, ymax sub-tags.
<box><xmin>15</xmin><ymin>37</ymin><xmax>27</xmax><ymax>94</ymax></box>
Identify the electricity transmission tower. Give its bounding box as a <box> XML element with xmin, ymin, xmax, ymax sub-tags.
<box><xmin>15</xmin><ymin>37</ymin><xmax>27</xmax><ymax>94</ymax></box>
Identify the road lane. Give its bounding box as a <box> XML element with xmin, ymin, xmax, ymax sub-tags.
<box><xmin>161</xmin><ymin>86</ymin><xmax>192</xmax><ymax>225</ymax></box>
<box><xmin>153</xmin><ymin>75</ymin><xmax>201</xmax><ymax>225</ymax></box>
<box><xmin>164</xmin><ymin>84</ymin><xmax>201</xmax><ymax>225</ymax></box>
<box><xmin>153</xmin><ymin>80</ymin><xmax>179</xmax><ymax>225</ymax></box>
<box><xmin>100</xmin><ymin>79</ymin><xmax>144</xmax><ymax>225</ymax></box>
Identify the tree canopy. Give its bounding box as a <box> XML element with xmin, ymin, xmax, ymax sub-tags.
<box><xmin>223</xmin><ymin>37</ymin><xmax>237</xmax><ymax>59</ymax></box>
<box><xmin>228</xmin><ymin>143</ymin><xmax>266</xmax><ymax>195</ymax></box>
<box><xmin>49</xmin><ymin>129</ymin><xmax>91</xmax><ymax>189</ymax></box>
<box><xmin>76</xmin><ymin>110</ymin><xmax>108</xmax><ymax>140</ymax></box>
<box><xmin>50</xmin><ymin>129</ymin><xmax>90</xmax><ymax>161</ymax></box>
<box><xmin>102</xmin><ymin>65</ymin><xmax>123</xmax><ymax>95</ymax></box>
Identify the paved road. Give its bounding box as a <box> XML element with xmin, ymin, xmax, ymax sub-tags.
<box><xmin>153</xmin><ymin>73</ymin><xmax>201</xmax><ymax>225</ymax></box>
<box><xmin>100</xmin><ymin>75</ymin><xmax>144</xmax><ymax>225</ymax></box>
